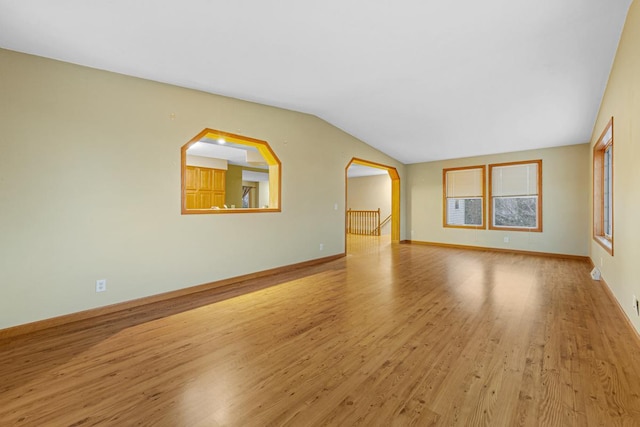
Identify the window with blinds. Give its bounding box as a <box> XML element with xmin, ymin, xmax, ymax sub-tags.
<box><xmin>443</xmin><ymin>166</ymin><xmax>485</xmax><ymax>228</ymax></box>
<box><xmin>489</xmin><ymin>160</ymin><xmax>542</xmax><ymax>232</ymax></box>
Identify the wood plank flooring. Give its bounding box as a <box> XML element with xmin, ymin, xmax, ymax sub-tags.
<box><xmin>1</xmin><ymin>236</ymin><xmax>640</xmax><ymax>426</ymax></box>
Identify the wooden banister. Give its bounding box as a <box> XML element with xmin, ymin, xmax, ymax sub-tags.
<box><xmin>371</xmin><ymin>214</ymin><xmax>392</xmax><ymax>236</ymax></box>
<box><xmin>347</xmin><ymin>208</ymin><xmax>381</xmax><ymax>236</ymax></box>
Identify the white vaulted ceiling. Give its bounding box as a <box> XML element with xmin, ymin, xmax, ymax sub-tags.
<box><xmin>0</xmin><ymin>0</ymin><xmax>631</xmax><ymax>163</ymax></box>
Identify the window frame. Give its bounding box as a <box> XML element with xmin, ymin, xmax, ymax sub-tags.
<box><xmin>442</xmin><ymin>165</ymin><xmax>486</xmax><ymax>229</ymax></box>
<box><xmin>488</xmin><ymin>159</ymin><xmax>542</xmax><ymax>232</ymax></box>
<box><xmin>593</xmin><ymin>117</ymin><xmax>614</xmax><ymax>255</ymax></box>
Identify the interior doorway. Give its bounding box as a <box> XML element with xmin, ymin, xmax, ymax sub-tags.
<box><xmin>345</xmin><ymin>158</ymin><xmax>400</xmax><ymax>252</ymax></box>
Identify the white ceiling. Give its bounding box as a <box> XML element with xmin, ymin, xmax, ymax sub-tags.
<box><xmin>187</xmin><ymin>140</ymin><xmax>268</xmax><ymax>168</ymax></box>
<box><xmin>0</xmin><ymin>1</ymin><xmax>631</xmax><ymax>163</ymax></box>
<box><xmin>188</xmin><ymin>142</ymin><xmax>248</xmax><ymax>165</ymax></box>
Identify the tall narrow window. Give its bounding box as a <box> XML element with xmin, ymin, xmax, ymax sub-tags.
<box><xmin>443</xmin><ymin>166</ymin><xmax>485</xmax><ymax>228</ymax></box>
<box><xmin>489</xmin><ymin>160</ymin><xmax>542</xmax><ymax>232</ymax></box>
<box><xmin>593</xmin><ymin>117</ymin><xmax>614</xmax><ymax>254</ymax></box>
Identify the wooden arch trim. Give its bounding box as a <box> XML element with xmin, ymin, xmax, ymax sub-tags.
<box><xmin>346</xmin><ymin>157</ymin><xmax>400</xmax><ymax>243</ymax></box>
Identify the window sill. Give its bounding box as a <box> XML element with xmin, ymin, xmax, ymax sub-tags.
<box><xmin>182</xmin><ymin>208</ymin><xmax>281</xmax><ymax>215</ymax></box>
<box><xmin>593</xmin><ymin>235</ymin><xmax>613</xmax><ymax>255</ymax></box>
<box><xmin>488</xmin><ymin>226</ymin><xmax>542</xmax><ymax>233</ymax></box>
<box><xmin>444</xmin><ymin>224</ymin><xmax>485</xmax><ymax>230</ymax></box>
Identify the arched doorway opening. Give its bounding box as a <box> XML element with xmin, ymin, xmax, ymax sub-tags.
<box><xmin>345</xmin><ymin>158</ymin><xmax>400</xmax><ymax>245</ymax></box>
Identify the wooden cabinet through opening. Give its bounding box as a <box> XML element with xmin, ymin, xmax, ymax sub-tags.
<box><xmin>185</xmin><ymin>166</ymin><xmax>226</xmax><ymax>209</ymax></box>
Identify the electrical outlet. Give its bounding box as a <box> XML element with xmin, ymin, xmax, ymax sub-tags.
<box><xmin>503</xmin><ymin>236</ymin><xmax>509</xmax><ymax>243</ymax></box>
<box><xmin>96</xmin><ymin>279</ymin><xmax>107</xmax><ymax>293</ymax></box>
<box><xmin>600</xmin><ymin>257</ymin><xmax>604</xmax><ymax>267</ymax></box>
<box><xmin>319</xmin><ymin>243</ymin><xmax>324</xmax><ymax>251</ymax></box>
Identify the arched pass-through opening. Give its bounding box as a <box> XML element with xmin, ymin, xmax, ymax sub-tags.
<box><xmin>346</xmin><ymin>157</ymin><xmax>400</xmax><ymax>244</ymax></box>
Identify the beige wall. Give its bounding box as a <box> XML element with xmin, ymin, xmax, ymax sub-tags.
<box><xmin>0</xmin><ymin>49</ymin><xmax>406</xmax><ymax>329</ymax></box>
<box><xmin>225</xmin><ymin>165</ymin><xmax>269</xmax><ymax>208</ymax></box>
<box><xmin>259</xmin><ymin>180</ymin><xmax>269</xmax><ymax>208</ymax></box>
<box><xmin>590</xmin><ymin>1</ymin><xmax>640</xmax><ymax>333</ymax></box>
<box><xmin>406</xmin><ymin>144</ymin><xmax>590</xmax><ymax>256</ymax></box>
<box><xmin>347</xmin><ymin>174</ymin><xmax>392</xmax><ymax>235</ymax></box>
<box><xmin>225</xmin><ymin>165</ymin><xmax>244</xmax><ymax>208</ymax></box>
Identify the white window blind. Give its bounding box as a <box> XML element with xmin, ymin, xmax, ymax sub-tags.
<box><xmin>492</xmin><ymin>163</ymin><xmax>538</xmax><ymax>196</ymax></box>
<box><xmin>446</xmin><ymin>168</ymin><xmax>483</xmax><ymax>198</ymax></box>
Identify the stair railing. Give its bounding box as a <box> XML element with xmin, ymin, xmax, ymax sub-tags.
<box><xmin>347</xmin><ymin>208</ymin><xmax>381</xmax><ymax>236</ymax></box>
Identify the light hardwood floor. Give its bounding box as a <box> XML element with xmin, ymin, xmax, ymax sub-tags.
<box><xmin>1</xmin><ymin>236</ymin><xmax>640</xmax><ymax>426</ymax></box>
